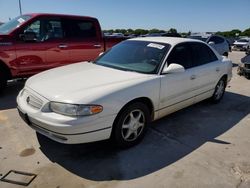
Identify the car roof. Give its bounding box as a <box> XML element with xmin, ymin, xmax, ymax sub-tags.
<box><xmin>24</xmin><ymin>13</ymin><xmax>97</xmax><ymax>20</ymax></box>
<box><xmin>129</xmin><ymin>37</ymin><xmax>203</xmax><ymax>46</ymax></box>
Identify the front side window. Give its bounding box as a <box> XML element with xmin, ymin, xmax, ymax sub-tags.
<box><xmin>22</xmin><ymin>18</ymin><xmax>63</xmax><ymax>42</ymax></box>
<box><xmin>167</xmin><ymin>43</ymin><xmax>192</xmax><ymax>69</ymax></box>
<box><xmin>0</xmin><ymin>15</ymin><xmax>32</xmax><ymax>34</ymax></box>
<box><xmin>95</xmin><ymin>40</ymin><xmax>170</xmax><ymax>74</ymax></box>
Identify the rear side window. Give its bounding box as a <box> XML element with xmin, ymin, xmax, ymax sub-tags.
<box><xmin>167</xmin><ymin>43</ymin><xmax>192</xmax><ymax>69</ymax></box>
<box><xmin>208</xmin><ymin>36</ymin><xmax>224</xmax><ymax>44</ymax></box>
<box><xmin>63</xmin><ymin>19</ymin><xmax>97</xmax><ymax>38</ymax></box>
<box><xmin>190</xmin><ymin>42</ymin><xmax>218</xmax><ymax>66</ymax></box>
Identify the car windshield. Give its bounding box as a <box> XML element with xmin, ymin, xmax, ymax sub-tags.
<box><xmin>95</xmin><ymin>40</ymin><xmax>170</xmax><ymax>74</ymax></box>
<box><xmin>237</xmin><ymin>39</ymin><xmax>249</xmax><ymax>42</ymax></box>
<box><xmin>0</xmin><ymin>15</ymin><xmax>32</xmax><ymax>34</ymax></box>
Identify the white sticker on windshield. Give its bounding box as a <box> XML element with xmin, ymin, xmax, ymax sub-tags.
<box><xmin>147</xmin><ymin>43</ymin><xmax>165</xmax><ymax>50</ymax></box>
<box><xmin>17</xmin><ymin>18</ymin><xmax>25</xmax><ymax>23</ymax></box>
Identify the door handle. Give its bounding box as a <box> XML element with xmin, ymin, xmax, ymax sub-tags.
<box><xmin>216</xmin><ymin>67</ymin><xmax>220</xmax><ymax>72</ymax></box>
<box><xmin>58</xmin><ymin>44</ymin><xmax>68</xmax><ymax>48</ymax></box>
<box><xmin>93</xmin><ymin>44</ymin><xmax>101</xmax><ymax>48</ymax></box>
<box><xmin>190</xmin><ymin>75</ymin><xmax>196</xmax><ymax>80</ymax></box>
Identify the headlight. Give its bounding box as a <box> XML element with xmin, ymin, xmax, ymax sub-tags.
<box><xmin>50</xmin><ymin>102</ymin><xmax>103</xmax><ymax>116</ymax></box>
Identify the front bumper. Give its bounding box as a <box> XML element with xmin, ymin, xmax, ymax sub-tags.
<box><xmin>17</xmin><ymin>88</ymin><xmax>116</xmax><ymax>144</ymax></box>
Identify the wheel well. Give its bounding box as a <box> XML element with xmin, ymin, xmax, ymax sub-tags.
<box><xmin>114</xmin><ymin>97</ymin><xmax>154</xmax><ymax>124</ymax></box>
<box><xmin>0</xmin><ymin>60</ymin><xmax>12</xmax><ymax>80</ymax></box>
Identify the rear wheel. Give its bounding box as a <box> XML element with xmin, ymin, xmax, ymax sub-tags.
<box><xmin>112</xmin><ymin>102</ymin><xmax>150</xmax><ymax>148</ymax></box>
<box><xmin>210</xmin><ymin>78</ymin><xmax>226</xmax><ymax>103</ymax></box>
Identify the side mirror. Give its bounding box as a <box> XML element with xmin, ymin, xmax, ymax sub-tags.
<box><xmin>21</xmin><ymin>31</ymin><xmax>37</xmax><ymax>42</ymax></box>
<box><xmin>162</xmin><ymin>63</ymin><xmax>185</xmax><ymax>74</ymax></box>
<box><xmin>208</xmin><ymin>41</ymin><xmax>215</xmax><ymax>45</ymax></box>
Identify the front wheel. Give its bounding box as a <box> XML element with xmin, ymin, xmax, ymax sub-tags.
<box><xmin>112</xmin><ymin>102</ymin><xmax>150</xmax><ymax>148</ymax></box>
<box><xmin>210</xmin><ymin>78</ymin><xmax>226</xmax><ymax>103</ymax></box>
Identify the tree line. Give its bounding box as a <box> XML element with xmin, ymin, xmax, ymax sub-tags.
<box><xmin>103</xmin><ymin>28</ymin><xmax>250</xmax><ymax>37</ymax></box>
<box><xmin>216</xmin><ymin>28</ymin><xmax>250</xmax><ymax>38</ymax></box>
<box><xmin>103</xmin><ymin>28</ymin><xmax>179</xmax><ymax>36</ymax></box>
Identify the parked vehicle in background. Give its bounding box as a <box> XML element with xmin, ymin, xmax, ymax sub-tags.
<box><xmin>162</xmin><ymin>32</ymin><xmax>182</xmax><ymax>37</ymax></box>
<box><xmin>0</xmin><ymin>13</ymin><xmax>126</xmax><ymax>92</ymax></box>
<box><xmin>206</xmin><ymin>35</ymin><xmax>230</xmax><ymax>56</ymax></box>
<box><xmin>233</xmin><ymin>38</ymin><xmax>250</xmax><ymax>51</ymax></box>
<box><xmin>237</xmin><ymin>52</ymin><xmax>250</xmax><ymax>79</ymax></box>
<box><xmin>17</xmin><ymin>37</ymin><xmax>232</xmax><ymax>148</ymax></box>
<box><xmin>188</xmin><ymin>34</ymin><xmax>230</xmax><ymax>56</ymax></box>
<box><xmin>188</xmin><ymin>32</ymin><xmax>212</xmax><ymax>42</ymax></box>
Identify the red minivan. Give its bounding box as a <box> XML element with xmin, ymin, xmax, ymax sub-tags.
<box><xmin>0</xmin><ymin>13</ymin><xmax>125</xmax><ymax>92</ymax></box>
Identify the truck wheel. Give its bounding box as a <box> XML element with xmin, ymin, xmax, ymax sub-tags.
<box><xmin>112</xmin><ymin>102</ymin><xmax>150</xmax><ymax>148</ymax></box>
<box><xmin>0</xmin><ymin>68</ymin><xmax>7</xmax><ymax>93</ymax></box>
<box><xmin>210</xmin><ymin>78</ymin><xmax>226</xmax><ymax>103</ymax></box>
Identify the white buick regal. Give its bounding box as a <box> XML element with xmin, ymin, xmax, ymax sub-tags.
<box><xmin>17</xmin><ymin>37</ymin><xmax>232</xmax><ymax>147</ymax></box>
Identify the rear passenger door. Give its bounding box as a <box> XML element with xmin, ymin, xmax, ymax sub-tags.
<box><xmin>189</xmin><ymin>42</ymin><xmax>222</xmax><ymax>101</ymax></box>
<box><xmin>63</xmin><ymin>18</ymin><xmax>104</xmax><ymax>64</ymax></box>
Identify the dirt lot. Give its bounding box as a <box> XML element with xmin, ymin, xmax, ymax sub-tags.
<box><xmin>0</xmin><ymin>51</ymin><xmax>250</xmax><ymax>188</ymax></box>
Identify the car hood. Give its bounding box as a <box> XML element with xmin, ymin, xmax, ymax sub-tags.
<box><xmin>26</xmin><ymin>62</ymin><xmax>151</xmax><ymax>102</ymax></box>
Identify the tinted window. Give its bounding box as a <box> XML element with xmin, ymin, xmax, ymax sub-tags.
<box><xmin>167</xmin><ymin>43</ymin><xmax>192</xmax><ymax>69</ymax></box>
<box><xmin>63</xmin><ymin>19</ymin><xmax>97</xmax><ymax>38</ymax></box>
<box><xmin>208</xmin><ymin>36</ymin><xmax>224</xmax><ymax>44</ymax></box>
<box><xmin>23</xmin><ymin>18</ymin><xmax>63</xmax><ymax>41</ymax></box>
<box><xmin>190</xmin><ymin>43</ymin><xmax>218</xmax><ymax>66</ymax></box>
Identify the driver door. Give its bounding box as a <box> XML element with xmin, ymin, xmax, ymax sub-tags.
<box><xmin>15</xmin><ymin>17</ymin><xmax>69</xmax><ymax>76</ymax></box>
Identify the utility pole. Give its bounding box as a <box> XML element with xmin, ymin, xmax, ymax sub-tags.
<box><xmin>19</xmin><ymin>0</ymin><xmax>22</xmax><ymax>15</ymax></box>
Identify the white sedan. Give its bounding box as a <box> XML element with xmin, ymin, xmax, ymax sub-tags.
<box><xmin>17</xmin><ymin>37</ymin><xmax>232</xmax><ymax>148</ymax></box>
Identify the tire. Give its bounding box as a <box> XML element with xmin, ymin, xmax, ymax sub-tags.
<box><xmin>0</xmin><ymin>68</ymin><xmax>7</xmax><ymax>93</ymax></box>
<box><xmin>210</xmin><ymin>78</ymin><xmax>226</xmax><ymax>103</ymax></box>
<box><xmin>112</xmin><ymin>102</ymin><xmax>150</xmax><ymax>148</ymax></box>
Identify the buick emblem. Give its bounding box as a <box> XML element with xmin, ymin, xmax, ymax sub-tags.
<box><xmin>26</xmin><ymin>96</ymin><xmax>30</xmax><ymax>103</ymax></box>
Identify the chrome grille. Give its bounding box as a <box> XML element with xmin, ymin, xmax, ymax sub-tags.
<box><xmin>26</xmin><ymin>94</ymin><xmax>43</xmax><ymax>109</ymax></box>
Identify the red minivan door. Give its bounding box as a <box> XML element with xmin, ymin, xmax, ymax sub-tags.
<box><xmin>62</xmin><ymin>18</ymin><xmax>104</xmax><ymax>64</ymax></box>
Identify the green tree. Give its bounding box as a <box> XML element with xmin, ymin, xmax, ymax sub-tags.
<box><xmin>168</xmin><ymin>28</ymin><xmax>177</xmax><ymax>33</ymax></box>
<box><xmin>242</xmin><ymin>28</ymin><xmax>250</xmax><ymax>37</ymax></box>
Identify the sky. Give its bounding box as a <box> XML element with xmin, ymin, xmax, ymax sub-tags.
<box><xmin>0</xmin><ymin>0</ymin><xmax>249</xmax><ymax>32</ymax></box>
